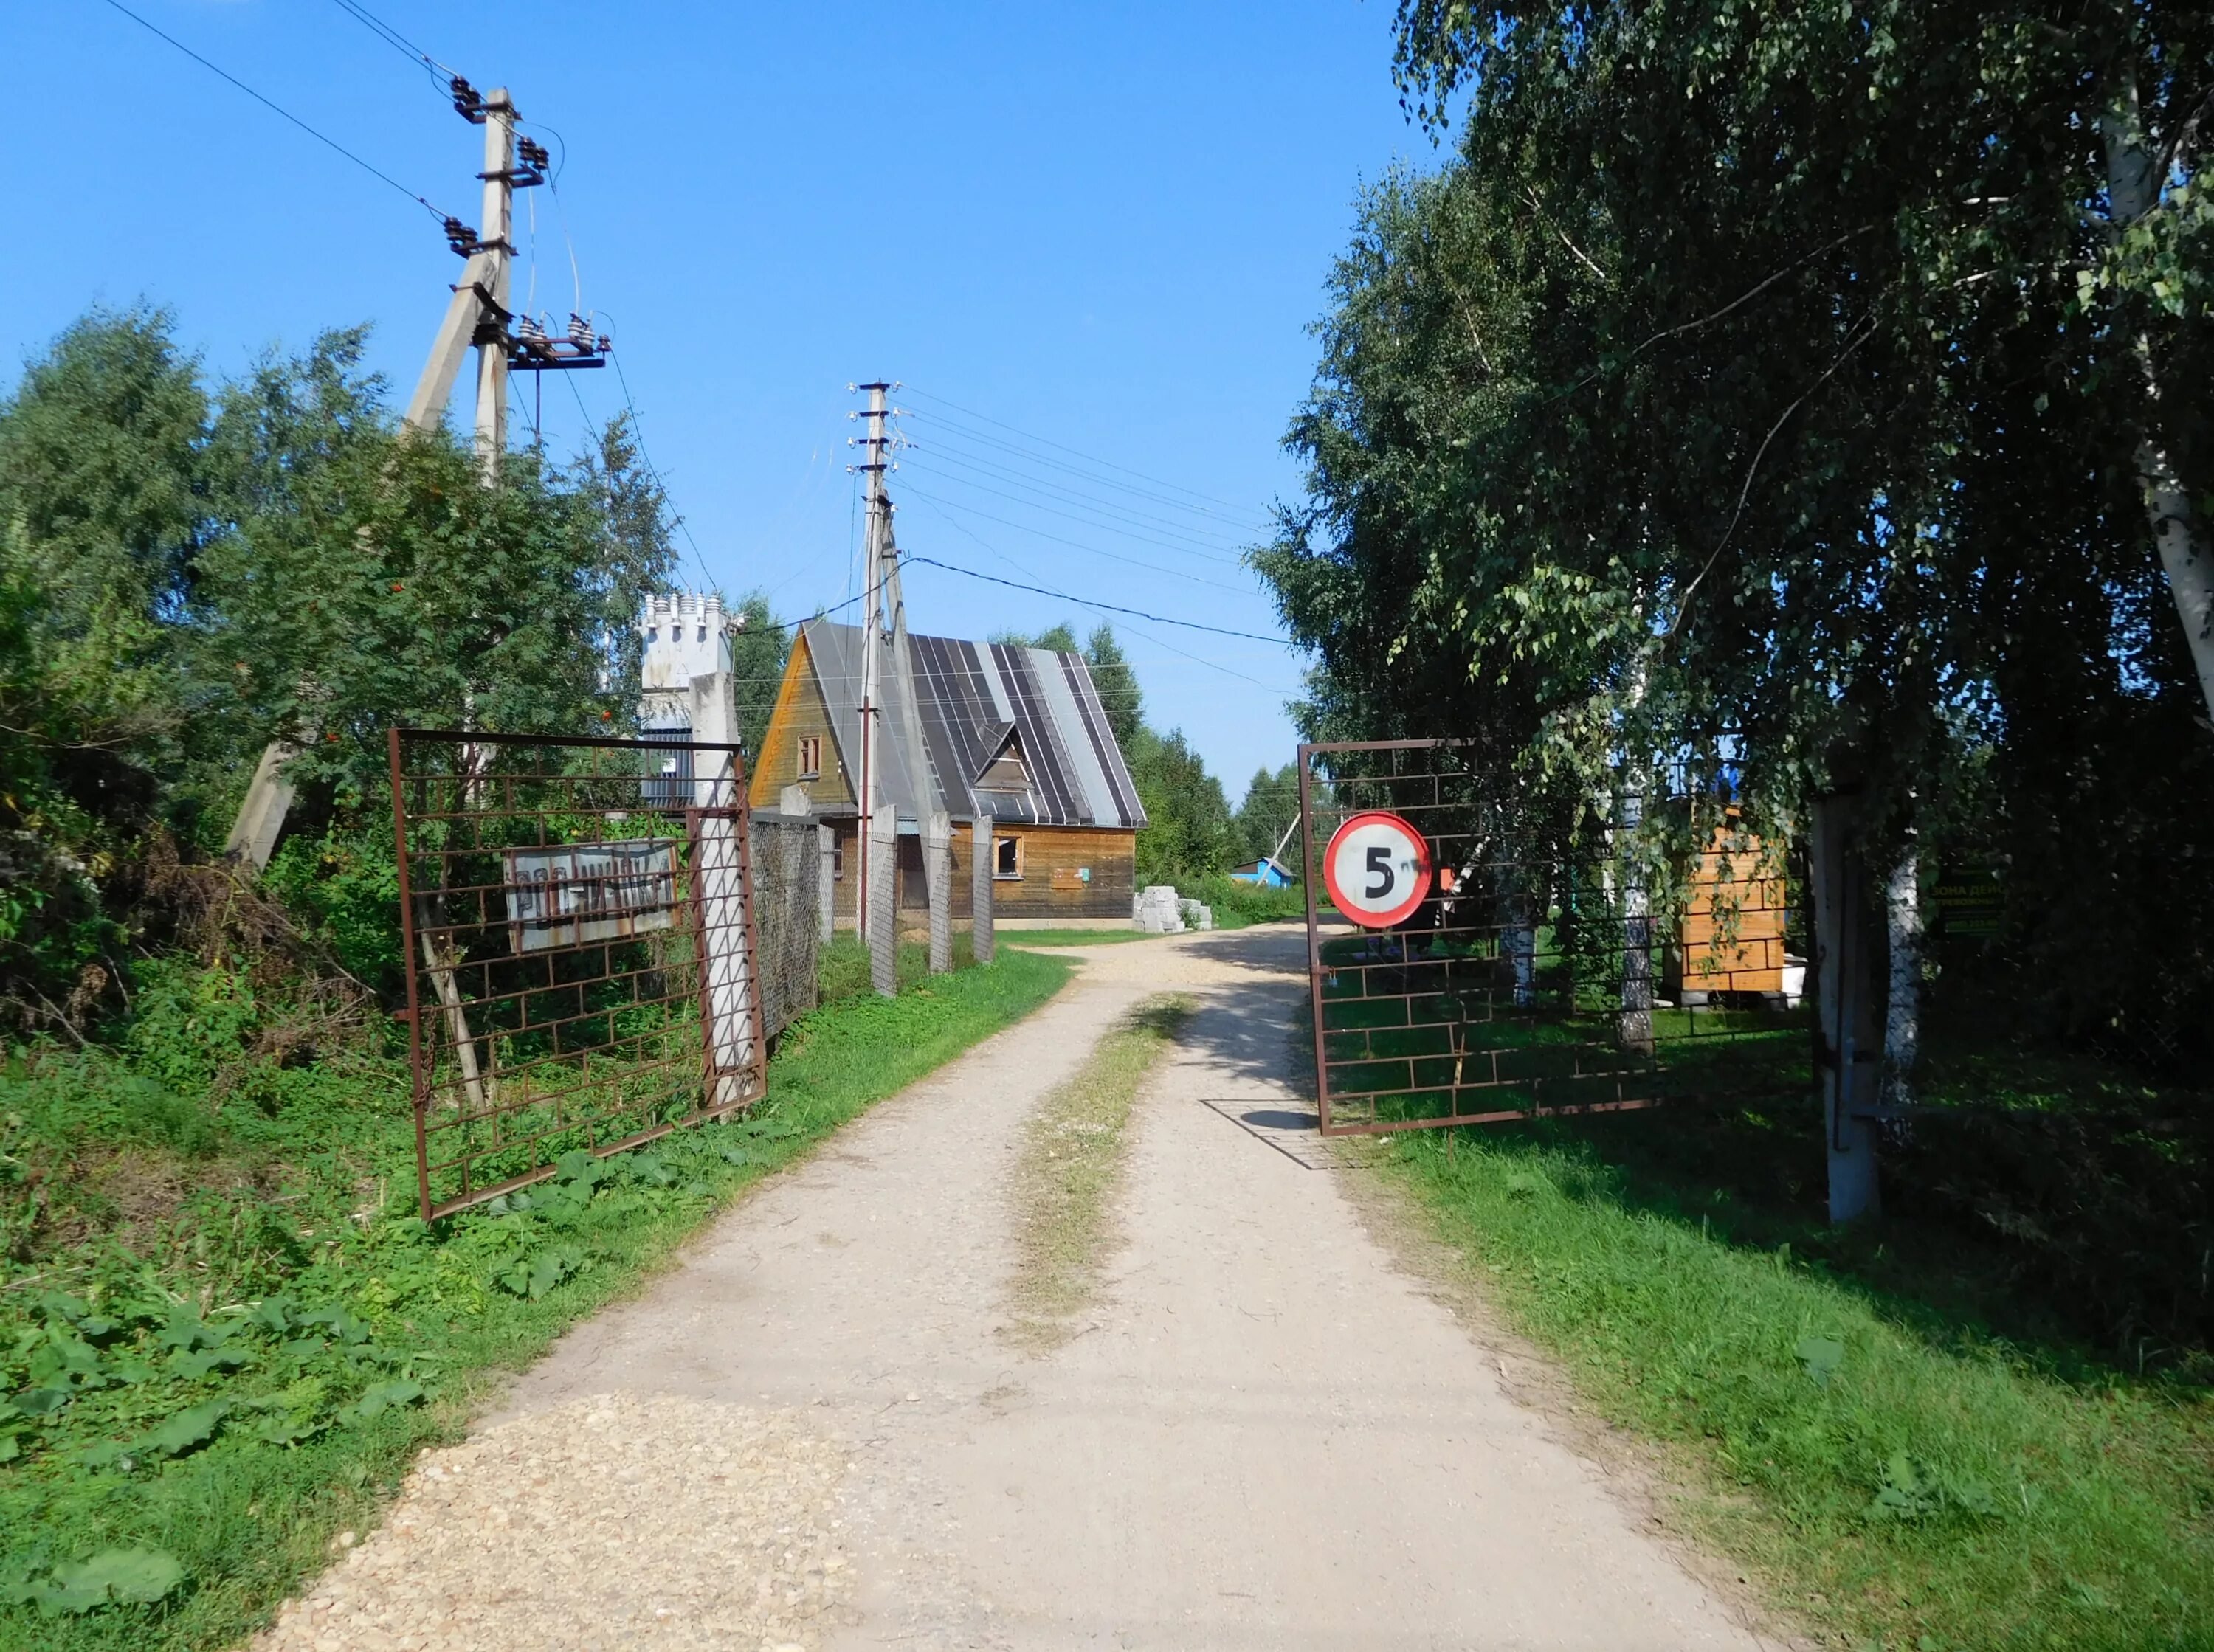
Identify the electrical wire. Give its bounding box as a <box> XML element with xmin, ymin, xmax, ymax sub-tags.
<box><xmin>900</xmin><ymin>484</ymin><xmax>1258</xmax><ymax>593</ymax></box>
<box><xmin>582</xmin><ymin>311</ymin><xmax>716</xmax><ymax>594</ymax></box>
<box><xmin>900</xmin><ymin>387</ymin><xmax>1272</xmax><ymax>522</ymax></box>
<box><xmin>903</xmin><ymin>435</ymin><xmax>1257</xmax><ymax>555</ymax></box>
<box><xmin>96</xmin><ymin>0</ymin><xmax>452</xmax><ymax>223</ymax></box>
<box><xmin>901</xmin><ymin>556</ymin><xmax>1286</xmax><ymax>645</ymax></box>
<box><xmin>906</xmin><ymin>411</ymin><xmax>1276</xmax><ymax>536</ymax></box>
<box><xmin>323</xmin><ymin>0</ymin><xmax>456</xmax><ymax>88</ymax></box>
<box><xmin>900</xmin><ymin>445</ymin><xmax>1252</xmax><ymax>555</ymax></box>
<box><xmin>897</xmin><ymin>491</ymin><xmax>1294</xmax><ymax>693</ymax></box>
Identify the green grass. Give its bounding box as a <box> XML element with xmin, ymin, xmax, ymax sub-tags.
<box><xmin>1003</xmin><ymin>996</ymin><xmax>1190</xmax><ymax>1347</ymax></box>
<box><xmin>999</xmin><ymin>928</ymin><xmax>1164</xmax><ymax>947</ymax></box>
<box><xmin>1381</xmin><ymin>1123</ymin><xmax>2214</xmax><ymax>1651</ymax></box>
<box><xmin>0</xmin><ymin>945</ymin><xmax>1071</xmax><ymax>1650</ymax></box>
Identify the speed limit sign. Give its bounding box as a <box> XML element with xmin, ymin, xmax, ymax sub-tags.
<box><xmin>1322</xmin><ymin>811</ymin><xmax>1433</xmax><ymax>929</ymax></box>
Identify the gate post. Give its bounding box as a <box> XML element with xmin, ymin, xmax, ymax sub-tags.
<box><xmin>690</xmin><ymin>669</ymin><xmax>761</xmax><ymax>1108</ymax></box>
<box><xmin>971</xmin><ymin>812</ymin><xmax>995</xmax><ymax>965</ymax></box>
<box><xmin>1811</xmin><ymin>787</ymin><xmax>1882</xmax><ymax>1223</ymax></box>
<box><xmin>867</xmin><ymin>804</ymin><xmax>897</xmax><ymax>998</ymax></box>
<box><xmin>925</xmin><ymin>810</ymin><xmax>953</xmax><ymax>974</ymax></box>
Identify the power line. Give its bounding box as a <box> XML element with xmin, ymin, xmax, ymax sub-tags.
<box><xmin>906</xmin><ymin>434</ymin><xmax>1258</xmax><ymax>554</ymax></box>
<box><xmin>900</xmin><ymin>387</ymin><xmax>1271</xmax><ymax>521</ymax></box>
<box><xmin>901</xmin><ymin>448</ymin><xmax>1252</xmax><ymax>561</ymax></box>
<box><xmin>323</xmin><ymin>0</ymin><xmax>455</xmax><ymax>86</ymax></box>
<box><xmin>902</xmin><ymin>556</ymin><xmax>1289</xmax><ymax>645</ymax></box>
<box><xmin>907</xmin><ymin>412</ymin><xmax>1276</xmax><ymax>536</ymax></box>
<box><xmin>582</xmin><ymin>314</ymin><xmax>715</xmax><ymax>593</ymax></box>
<box><xmin>902</xmin><ymin>493</ymin><xmax>1298</xmax><ymax>694</ymax></box>
<box><xmin>95</xmin><ymin>0</ymin><xmax>451</xmax><ymax>224</ymax></box>
<box><xmin>900</xmin><ymin>484</ymin><xmax>1258</xmax><ymax>592</ymax></box>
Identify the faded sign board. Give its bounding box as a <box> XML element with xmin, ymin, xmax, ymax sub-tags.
<box><xmin>504</xmin><ymin>838</ymin><xmax>679</xmax><ymax>953</ymax></box>
<box><xmin>1050</xmin><ymin>866</ymin><xmax>1091</xmax><ymax>892</ymax></box>
<box><xmin>1931</xmin><ymin>863</ymin><xmax>2004</xmax><ymax>947</ymax></box>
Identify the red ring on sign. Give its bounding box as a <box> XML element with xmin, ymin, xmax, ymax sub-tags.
<box><xmin>1322</xmin><ymin>810</ymin><xmax>1433</xmax><ymax>929</ymax></box>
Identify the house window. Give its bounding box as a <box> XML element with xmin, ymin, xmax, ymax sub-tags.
<box><xmin>796</xmin><ymin>735</ymin><xmax>821</xmax><ymax>780</ymax></box>
<box><xmin>993</xmin><ymin>835</ymin><xmax>1022</xmax><ymax>880</ymax></box>
<box><xmin>831</xmin><ymin>834</ymin><xmax>844</xmax><ymax>880</ymax></box>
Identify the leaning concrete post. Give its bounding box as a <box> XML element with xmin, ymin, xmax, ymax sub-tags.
<box><xmin>1811</xmin><ymin>788</ymin><xmax>1882</xmax><ymax>1223</ymax></box>
<box><xmin>816</xmin><ymin>822</ymin><xmax>835</xmax><ymax>946</ymax></box>
<box><xmin>925</xmin><ymin>810</ymin><xmax>953</xmax><ymax>974</ymax></box>
<box><xmin>970</xmin><ymin>812</ymin><xmax>994</xmax><ymax>965</ymax></box>
<box><xmin>867</xmin><ymin>805</ymin><xmax>897</xmax><ymax>998</ymax></box>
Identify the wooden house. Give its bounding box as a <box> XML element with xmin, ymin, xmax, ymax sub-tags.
<box><xmin>749</xmin><ymin>619</ymin><xmax>1148</xmax><ymax>925</ymax></box>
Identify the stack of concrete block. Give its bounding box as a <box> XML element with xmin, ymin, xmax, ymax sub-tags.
<box><xmin>1176</xmin><ymin>896</ymin><xmax>1214</xmax><ymax>931</ymax></box>
<box><xmin>1133</xmin><ymin>885</ymin><xmax>1185</xmax><ymax>933</ymax></box>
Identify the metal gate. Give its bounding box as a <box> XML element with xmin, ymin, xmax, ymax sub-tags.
<box><xmin>1299</xmin><ymin>739</ymin><xmax>1807</xmax><ymax>1136</ymax></box>
<box><xmin>390</xmin><ymin>728</ymin><xmax>768</xmax><ymax>1217</ymax></box>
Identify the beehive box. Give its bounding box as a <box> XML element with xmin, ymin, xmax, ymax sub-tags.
<box><xmin>1664</xmin><ymin>827</ymin><xmax>1788</xmax><ymax>1003</ymax></box>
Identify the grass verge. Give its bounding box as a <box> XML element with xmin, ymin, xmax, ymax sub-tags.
<box><xmin>1376</xmin><ymin>1124</ymin><xmax>2214</xmax><ymax>1652</ymax></box>
<box><xmin>0</xmin><ymin>947</ymin><xmax>1071</xmax><ymax>1651</ymax></box>
<box><xmin>998</xmin><ymin>929</ymin><xmax>1164</xmax><ymax>948</ymax></box>
<box><xmin>1003</xmin><ymin>995</ymin><xmax>1191</xmax><ymax>1349</ymax></box>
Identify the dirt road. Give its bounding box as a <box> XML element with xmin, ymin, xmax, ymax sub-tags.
<box><xmin>259</xmin><ymin>927</ymin><xmax>1779</xmax><ymax>1651</ymax></box>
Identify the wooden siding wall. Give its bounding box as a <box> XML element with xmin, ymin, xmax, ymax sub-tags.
<box><xmin>826</xmin><ymin>823</ymin><xmax>1128</xmax><ymax>927</ymax></box>
<box><xmin>748</xmin><ymin>633</ymin><xmax>855</xmax><ymax>812</ymax></box>
<box><xmin>989</xmin><ymin>825</ymin><xmax>1136</xmax><ymax>919</ymax></box>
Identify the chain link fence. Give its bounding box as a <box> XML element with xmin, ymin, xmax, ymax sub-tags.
<box><xmin>748</xmin><ymin>813</ymin><xmax>820</xmax><ymax>1043</ymax></box>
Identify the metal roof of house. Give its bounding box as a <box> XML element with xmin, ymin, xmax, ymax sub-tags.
<box><xmin>799</xmin><ymin>619</ymin><xmax>1148</xmax><ymax>830</ymax></box>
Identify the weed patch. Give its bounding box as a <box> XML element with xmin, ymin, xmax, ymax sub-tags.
<box><xmin>1004</xmin><ymin>995</ymin><xmax>1190</xmax><ymax>1349</ymax></box>
<box><xmin>0</xmin><ymin>947</ymin><xmax>1069</xmax><ymax>1651</ymax></box>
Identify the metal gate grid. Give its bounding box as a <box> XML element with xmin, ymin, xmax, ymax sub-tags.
<box><xmin>1299</xmin><ymin>739</ymin><xmax>1810</xmax><ymax>1136</ymax></box>
<box><xmin>390</xmin><ymin>728</ymin><xmax>768</xmax><ymax>1218</ymax></box>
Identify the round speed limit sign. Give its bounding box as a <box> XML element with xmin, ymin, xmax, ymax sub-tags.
<box><xmin>1322</xmin><ymin>811</ymin><xmax>1433</xmax><ymax>929</ymax></box>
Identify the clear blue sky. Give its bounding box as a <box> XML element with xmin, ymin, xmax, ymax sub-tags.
<box><xmin>2</xmin><ymin>1</ymin><xmax>1421</xmax><ymax>801</ymax></box>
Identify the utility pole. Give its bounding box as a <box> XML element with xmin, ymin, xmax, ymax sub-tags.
<box><xmin>226</xmin><ymin>76</ymin><xmax>587</xmax><ymax>871</ymax></box>
<box><xmin>853</xmin><ymin>382</ymin><xmax>894</xmax><ymax>995</ymax></box>
<box><xmin>471</xmin><ymin>88</ymin><xmax>516</xmax><ymax>472</ymax></box>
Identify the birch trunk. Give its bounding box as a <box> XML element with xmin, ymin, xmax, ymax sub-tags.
<box><xmin>1881</xmin><ymin>841</ymin><xmax>1921</xmax><ymax>1127</ymax></box>
<box><xmin>2104</xmin><ymin>83</ymin><xmax>2214</xmax><ymax>725</ymax></box>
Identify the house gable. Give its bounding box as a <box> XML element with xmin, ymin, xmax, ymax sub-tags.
<box><xmin>748</xmin><ymin>630</ymin><xmax>856</xmax><ymax>812</ymax></box>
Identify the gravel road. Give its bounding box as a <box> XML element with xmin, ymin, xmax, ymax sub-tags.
<box><xmin>253</xmin><ymin>927</ymin><xmax>1786</xmax><ymax>1650</ymax></box>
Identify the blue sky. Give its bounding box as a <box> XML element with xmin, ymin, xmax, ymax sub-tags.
<box><xmin>2</xmin><ymin>1</ymin><xmax>1421</xmax><ymax>799</ymax></box>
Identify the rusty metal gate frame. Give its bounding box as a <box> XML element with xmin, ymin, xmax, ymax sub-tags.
<box><xmin>1299</xmin><ymin>738</ymin><xmax>1805</xmax><ymax>1138</ymax></box>
<box><xmin>390</xmin><ymin>727</ymin><xmax>768</xmax><ymax>1218</ymax></box>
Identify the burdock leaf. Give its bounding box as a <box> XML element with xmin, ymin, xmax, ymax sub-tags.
<box><xmin>137</xmin><ymin>1400</ymin><xmax>229</xmax><ymax>1458</ymax></box>
<box><xmin>40</xmin><ymin>1548</ymin><xmax>184</xmax><ymax>1612</ymax></box>
<box><xmin>1794</xmin><ymin>1335</ymin><xmax>1845</xmax><ymax>1387</ymax></box>
<box><xmin>341</xmin><ymin>1379</ymin><xmax>424</xmax><ymax>1424</ymax></box>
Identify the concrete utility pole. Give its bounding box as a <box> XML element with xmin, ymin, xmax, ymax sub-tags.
<box><xmin>853</xmin><ymin>382</ymin><xmax>894</xmax><ymax>995</ymax></box>
<box><xmin>881</xmin><ymin>499</ymin><xmax>952</xmax><ymax>977</ymax></box>
<box><xmin>228</xmin><ymin>80</ymin><xmax>546</xmax><ymax>868</ymax></box>
<box><xmin>473</xmin><ymin>90</ymin><xmax>516</xmax><ymax>471</ymax></box>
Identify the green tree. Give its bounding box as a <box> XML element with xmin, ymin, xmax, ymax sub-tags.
<box><xmin>730</xmin><ymin>590</ymin><xmax>791</xmax><ymax>759</ymax></box>
<box><xmin>1255</xmin><ymin>1</ymin><xmax>2214</xmax><ymax>1058</ymax></box>
<box><xmin>1081</xmin><ymin>623</ymin><xmax>1143</xmax><ymax>756</ymax></box>
<box><xmin>1232</xmin><ymin>763</ymin><xmax>1300</xmax><ymax>868</ymax></box>
<box><xmin>1130</xmin><ymin>727</ymin><xmax>1232</xmax><ymax>882</ymax></box>
<box><xmin>0</xmin><ymin>305</ymin><xmax>682</xmax><ymax>1020</ymax></box>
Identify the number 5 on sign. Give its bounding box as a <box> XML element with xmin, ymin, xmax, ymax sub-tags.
<box><xmin>1322</xmin><ymin>811</ymin><xmax>1433</xmax><ymax>928</ymax></box>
